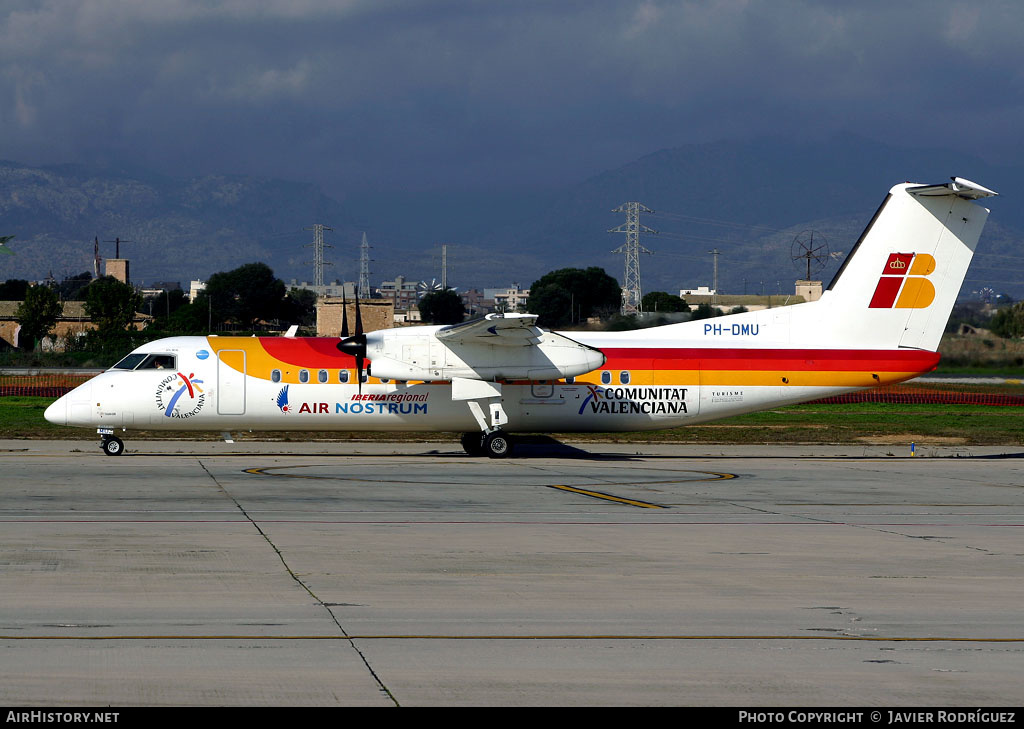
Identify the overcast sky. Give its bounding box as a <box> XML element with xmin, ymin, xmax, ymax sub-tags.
<box><xmin>2</xmin><ymin>0</ymin><xmax>1023</xmax><ymax>196</ymax></box>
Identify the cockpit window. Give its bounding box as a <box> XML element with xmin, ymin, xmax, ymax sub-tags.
<box><xmin>111</xmin><ymin>353</ymin><xmax>148</xmax><ymax>370</ymax></box>
<box><xmin>110</xmin><ymin>353</ymin><xmax>176</xmax><ymax>371</ymax></box>
<box><xmin>139</xmin><ymin>354</ymin><xmax>176</xmax><ymax>370</ymax></box>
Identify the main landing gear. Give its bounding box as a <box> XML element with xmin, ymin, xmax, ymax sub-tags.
<box><xmin>455</xmin><ymin>380</ymin><xmax>512</xmax><ymax>458</ymax></box>
<box><xmin>461</xmin><ymin>430</ymin><xmax>513</xmax><ymax>458</ymax></box>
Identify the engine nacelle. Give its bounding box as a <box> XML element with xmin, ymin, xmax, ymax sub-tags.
<box><xmin>364</xmin><ymin>324</ymin><xmax>605</xmax><ymax>382</ymax></box>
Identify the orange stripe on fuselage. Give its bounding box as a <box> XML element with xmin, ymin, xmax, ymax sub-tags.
<box><xmin>206</xmin><ymin>337</ymin><xmax>361</xmax><ymax>385</ymax></box>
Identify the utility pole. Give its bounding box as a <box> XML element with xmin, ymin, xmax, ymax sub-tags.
<box><xmin>441</xmin><ymin>244</ymin><xmax>448</xmax><ymax>290</ymax></box>
<box><xmin>102</xmin><ymin>236</ymin><xmax>133</xmax><ymax>283</ymax></box>
<box><xmin>609</xmin><ymin>202</ymin><xmax>656</xmax><ymax>315</ymax></box>
<box><xmin>103</xmin><ymin>237</ymin><xmax>133</xmax><ymax>259</ymax></box>
<box><xmin>304</xmin><ymin>224</ymin><xmax>333</xmax><ymax>288</ymax></box>
<box><xmin>708</xmin><ymin>248</ymin><xmax>720</xmax><ymax>305</ymax></box>
<box><xmin>358</xmin><ymin>233</ymin><xmax>372</xmax><ymax>299</ymax></box>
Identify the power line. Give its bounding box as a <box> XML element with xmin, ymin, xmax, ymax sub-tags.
<box><xmin>304</xmin><ymin>224</ymin><xmax>333</xmax><ymax>288</ymax></box>
<box><xmin>609</xmin><ymin>202</ymin><xmax>656</xmax><ymax>315</ymax></box>
<box><xmin>359</xmin><ymin>232</ymin><xmax>372</xmax><ymax>299</ymax></box>
<box><xmin>649</xmin><ymin>210</ymin><xmax>790</xmax><ymax>234</ymax></box>
<box><xmin>708</xmin><ymin>248</ymin><xmax>720</xmax><ymax>304</ymax></box>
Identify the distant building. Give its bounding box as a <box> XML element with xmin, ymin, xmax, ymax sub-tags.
<box><xmin>485</xmin><ymin>283</ymin><xmax>529</xmax><ymax>312</ymax></box>
<box><xmin>0</xmin><ymin>301</ymin><xmax>151</xmax><ymax>351</ymax></box>
<box><xmin>460</xmin><ymin>288</ymin><xmax>488</xmax><ymax>318</ymax></box>
<box><xmin>151</xmin><ymin>281</ymin><xmax>182</xmax><ymax>292</ymax></box>
<box><xmin>680</xmin><ymin>286</ymin><xmax>716</xmax><ymax>297</ymax></box>
<box><xmin>794</xmin><ymin>280</ymin><xmax>823</xmax><ymax>302</ymax></box>
<box><xmin>681</xmin><ymin>292</ymin><xmax>805</xmax><ymax>313</ymax></box>
<box><xmin>105</xmin><ymin>259</ymin><xmax>129</xmax><ymax>284</ymax></box>
<box><xmin>379</xmin><ymin>275</ymin><xmax>421</xmax><ymax>312</ymax></box>
<box><xmin>316</xmin><ymin>297</ymin><xmax>394</xmax><ymax>337</ymax></box>
<box><xmin>189</xmin><ymin>280</ymin><xmax>206</xmax><ymax>303</ymax></box>
<box><xmin>393</xmin><ymin>309</ymin><xmax>422</xmax><ymax>325</ymax></box>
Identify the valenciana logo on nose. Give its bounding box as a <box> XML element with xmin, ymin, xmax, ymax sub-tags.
<box><xmin>868</xmin><ymin>253</ymin><xmax>936</xmax><ymax>309</ymax></box>
<box><xmin>155</xmin><ymin>372</ymin><xmax>206</xmax><ymax>418</ymax></box>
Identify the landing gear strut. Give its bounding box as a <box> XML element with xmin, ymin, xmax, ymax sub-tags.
<box><xmin>101</xmin><ymin>435</ymin><xmax>124</xmax><ymax>456</ymax></box>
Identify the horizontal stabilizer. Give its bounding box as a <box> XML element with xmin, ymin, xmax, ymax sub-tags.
<box><xmin>907</xmin><ymin>177</ymin><xmax>998</xmax><ymax>200</ymax></box>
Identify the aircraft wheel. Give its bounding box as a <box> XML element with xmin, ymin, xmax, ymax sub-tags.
<box><xmin>460</xmin><ymin>432</ymin><xmax>485</xmax><ymax>456</ymax></box>
<box><xmin>102</xmin><ymin>436</ymin><xmax>124</xmax><ymax>456</ymax></box>
<box><xmin>483</xmin><ymin>431</ymin><xmax>513</xmax><ymax>459</ymax></box>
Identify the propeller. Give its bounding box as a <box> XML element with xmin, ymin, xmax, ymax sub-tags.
<box><xmin>337</xmin><ymin>289</ymin><xmax>367</xmax><ymax>392</ymax></box>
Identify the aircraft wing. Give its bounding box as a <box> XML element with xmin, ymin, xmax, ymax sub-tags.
<box><xmin>435</xmin><ymin>313</ymin><xmax>543</xmax><ymax>347</ymax></box>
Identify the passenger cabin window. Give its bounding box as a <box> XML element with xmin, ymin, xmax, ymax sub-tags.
<box><xmin>271</xmin><ymin>369</ymin><xmax>282</xmax><ymax>383</ymax></box>
<box><xmin>620</xmin><ymin>371</ymin><xmax>630</xmax><ymax>385</ymax></box>
<box><xmin>339</xmin><ymin>370</ymin><xmax>350</xmax><ymax>384</ymax></box>
<box><xmin>565</xmin><ymin>376</ymin><xmax>575</xmax><ymax>384</ymax></box>
<box><xmin>299</xmin><ymin>369</ymin><xmax>309</xmax><ymax>383</ymax></box>
<box><xmin>318</xmin><ymin>369</ymin><xmax>328</xmax><ymax>383</ymax></box>
<box><xmin>359</xmin><ymin>370</ymin><xmax>368</xmax><ymax>383</ymax></box>
<box><xmin>600</xmin><ymin>371</ymin><xmax>611</xmax><ymax>385</ymax></box>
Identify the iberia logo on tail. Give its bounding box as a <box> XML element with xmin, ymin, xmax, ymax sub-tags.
<box><xmin>868</xmin><ymin>253</ymin><xmax>936</xmax><ymax>309</ymax></box>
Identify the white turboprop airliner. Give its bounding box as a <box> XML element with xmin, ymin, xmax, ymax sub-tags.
<box><xmin>45</xmin><ymin>177</ymin><xmax>997</xmax><ymax>457</ymax></box>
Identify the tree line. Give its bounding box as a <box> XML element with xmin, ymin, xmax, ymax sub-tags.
<box><xmin>4</xmin><ymin>262</ymin><xmax>317</xmax><ymax>357</ymax></box>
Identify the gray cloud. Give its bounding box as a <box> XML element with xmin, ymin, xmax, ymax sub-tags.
<box><xmin>2</xmin><ymin>0</ymin><xmax>1023</xmax><ymax>193</ymax></box>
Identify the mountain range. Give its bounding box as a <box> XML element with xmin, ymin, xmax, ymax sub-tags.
<box><xmin>1</xmin><ymin>134</ymin><xmax>1021</xmax><ymax>299</ymax></box>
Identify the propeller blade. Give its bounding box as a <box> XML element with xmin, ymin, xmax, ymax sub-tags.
<box><xmin>354</xmin><ymin>289</ymin><xmax>363</xmax><ymax>336</ymax></box>
<box><xmin>341</xmin><ymin>289</ymin><xmax>349</xmax><ymax>338</ymax></box>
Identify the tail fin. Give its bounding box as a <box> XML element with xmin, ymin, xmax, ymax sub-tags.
<box><xmin>820</xmin><ymin>177</ymin><xmax>997</xmax><ymax>352</ymax></box>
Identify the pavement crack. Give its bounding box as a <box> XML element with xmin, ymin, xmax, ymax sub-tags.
<box><xmin>196</xmin><ymin>458</ymin><xmax>399</xmax><ymax>706</ymax></box>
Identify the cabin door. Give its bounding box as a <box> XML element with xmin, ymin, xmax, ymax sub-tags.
<box><xmin>217</xmin><ymin>350</ymin><xmax>246</xmax><ymax>415</ymax></box>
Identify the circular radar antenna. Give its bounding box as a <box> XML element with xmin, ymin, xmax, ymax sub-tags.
<box><xmin>791</xmin><ymin>230</ymin><xmax>830</xmax><ymax>280</ymax></box>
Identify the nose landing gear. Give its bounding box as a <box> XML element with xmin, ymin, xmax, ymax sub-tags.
<box><xmin>98</xmin><ymin>429</ymin><xmax>125</xmax><ymax>456</ymax></box>
<box><xmin>101</xmin><ymin>436</ymin><xmax>124</xmax><ymax>456</ymax></box>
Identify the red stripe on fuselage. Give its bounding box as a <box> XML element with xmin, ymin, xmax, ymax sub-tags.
<box><xmin>599</xmin><ymin>348</ymin><xmax>939</xmax><ymax>372</ymax></box>
<box><xmin>260</xmin><ymin>337</ymin><xmax>355</xmax><ymax>366</ymax></box>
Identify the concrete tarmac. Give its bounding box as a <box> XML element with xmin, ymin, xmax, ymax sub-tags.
<box><xmin>0</xmin><ymin>438</ymin><xmax>1022</xmax><ymax>706</ymax></box>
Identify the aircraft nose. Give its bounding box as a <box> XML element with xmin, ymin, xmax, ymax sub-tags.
<box><xmin>44</xmin><ymin>395</ymin><xmax>67</xmax><ymax>426</ymax></box>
